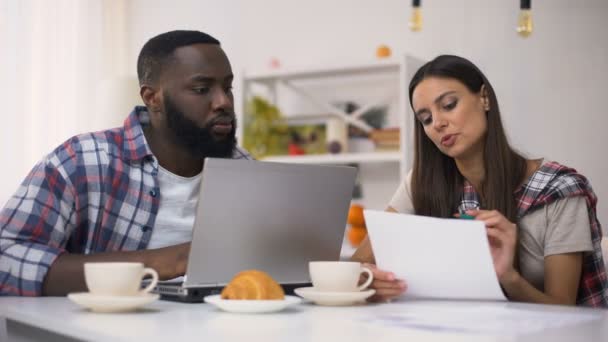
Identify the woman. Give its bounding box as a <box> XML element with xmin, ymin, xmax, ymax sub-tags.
<box><xmin>352</xmin><ymin>55</ymin><xmax>608</xmax><ymax>307</ymax></box>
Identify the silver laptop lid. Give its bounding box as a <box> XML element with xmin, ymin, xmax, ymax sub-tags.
<box><xmin>184</xmin><ymin>158</ymin><xmax>357</xmax><ymax>288</ymax></box>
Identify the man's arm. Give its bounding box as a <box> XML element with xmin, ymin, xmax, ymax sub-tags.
<box><xmin>1</xmin><ymin>157</ymin><xmax>77</xmax><ymax>296</ymax></box>
<box><xmin>42</xmin><ymin>242</ymin><xmax>190</xmax><ymax>296</ymax></box>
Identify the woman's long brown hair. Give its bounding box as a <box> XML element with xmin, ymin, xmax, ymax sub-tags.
<box><xmin>408</xmin><ymin>55</ymin><xmax>527</xmax><ymax>222</ymax></box>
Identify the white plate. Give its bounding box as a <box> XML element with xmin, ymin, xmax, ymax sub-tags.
<box><xmin>294</xmin><ymin>287</ymin><xmax>375</xmax><ymax>306</ymax></box>
<box><xmin>67</xmin><ymin>292</ymin><xmax>159</xmax><ymax>313</ymax></box>
<box><xmin>204</xmin><ymin>295</ymin><xmax>301</xmax><ymax>313</ymax></box>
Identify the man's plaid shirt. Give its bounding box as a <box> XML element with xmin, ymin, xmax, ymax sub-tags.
<box><xmin>459</xmin><ymin>161</ymin><xmax>608</xmax><ymax>307</ymax></box>
<box><xmin>0</xmin><ymin>106</ymin><xmax>251</xmax><ymax>296</ymax></box>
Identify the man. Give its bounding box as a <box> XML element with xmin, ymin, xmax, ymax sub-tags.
<box><xmin>0</xmin><ymin>30</ymin><xmax>251</xmax><ymax>296</ymax></box>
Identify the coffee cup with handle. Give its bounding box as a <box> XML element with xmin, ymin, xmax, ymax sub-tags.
<box><xmin>309</xmin><ymin>261</ymin><xmax>374</xmax><ymax>292</ymax></box>
<box><xmin>84</xmin><ymin>262</ymin><xmax>159</xmax><ymax>296</ymax></box>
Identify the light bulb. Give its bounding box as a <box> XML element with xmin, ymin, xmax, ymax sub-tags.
<box><xmin>517</xmin><ymin>9</ymin><xmax>533</xmax><ymax>37</ymax></box>
<box><xmin>409</xmin><ymin>7</ymin><xmax>422</xmax><ymax>32</ymax></box>
<box><xmin>517</xmin><ymin>0</ymin><xmax>533</xmax><ymax>38</ymax></box>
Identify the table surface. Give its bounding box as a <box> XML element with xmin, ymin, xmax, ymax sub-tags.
<box><xmin>1</xmin><ymin>297</ymin><xmax>607</xmax><ymax>342</ymax></box>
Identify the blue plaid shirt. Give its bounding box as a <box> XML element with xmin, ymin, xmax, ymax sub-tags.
<box><xmin>0</xmin><ymin>106</ymin><xmax>251</xmax><ymax>296</ymax></box>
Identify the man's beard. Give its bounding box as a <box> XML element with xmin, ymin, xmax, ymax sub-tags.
<box><xmin>163</xmin><ymin>94</ymin><xmax>237</xmax><ymax>158</ymax></box>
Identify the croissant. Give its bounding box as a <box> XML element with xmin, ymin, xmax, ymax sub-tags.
<box><xmin>221</xmin><ymin>270</ymin><xmax>285</xmax><ymax>300</ymax></box>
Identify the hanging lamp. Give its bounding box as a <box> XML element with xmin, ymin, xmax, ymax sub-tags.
<box><xmin>517</xmin><ymin>0</ymin><xmax>533</xmax><ymax>37</ymax></box>
<box><xmin>409</xmin><ymin>0</ymin><xmax>422</xmax><ymax>32</ymax></box>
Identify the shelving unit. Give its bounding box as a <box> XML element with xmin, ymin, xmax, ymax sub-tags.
<box><xmin>240</xmin><ymin>56</ymin><xmax>425</xmax><ymax>208</ymax></box>
<box><xmin>244</xmin><ymin>59</ymin><xmax>402</xmax><ymax>83</ymax></box>
<box><xmin>262</xmin><ymin>151</ymin><xmax>401</xmax><ymax>165</ymax></box>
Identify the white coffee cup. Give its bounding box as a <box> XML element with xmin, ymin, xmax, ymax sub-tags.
<box><xmin>84</xmin><ymin>262</ymin><xmax>159</xmax><ymax>296</ymax></box>
<box><xmin>309</xmin><ymin>261</ymin><xmax>374</xmax><ymax>292</ymax></box>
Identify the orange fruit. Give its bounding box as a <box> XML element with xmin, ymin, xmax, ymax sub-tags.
<box><xmin>376</xmin><ymin>45</ymin><xmax>391</xmax><ymax>58</ymax></box>
<box><xmin>347</xmin><ymin>225</ymin><xmax>367</xmax><ymax>247</ymax></box>
<box><xmin>347</xmin><ymin>204</ymin><xmax>366</xmax><ymax>227</ymax></box>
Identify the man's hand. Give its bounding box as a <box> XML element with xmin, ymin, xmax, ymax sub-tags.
<box><xmin>151</xmin><ymin>242</ymin><xmax>191</xmax><ymax>280</ymax></box>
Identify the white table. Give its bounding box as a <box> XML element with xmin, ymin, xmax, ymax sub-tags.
<box><xmin>1</xmin><ymin>297</ymin><xmax>607</xmax><ymax>342</ymax></box>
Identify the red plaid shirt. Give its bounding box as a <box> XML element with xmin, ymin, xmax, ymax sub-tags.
<box><xmin>459</xmin><ymin>161</ymin><xmax>608</xmax><ymax>307</ymax></box>
<box><xmin>0</xmin><ymin>107</ymin><xmax>251</xmax><ymax>296</ymax></box>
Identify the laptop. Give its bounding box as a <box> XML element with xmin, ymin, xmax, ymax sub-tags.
<box><xmin>153</xmin><ymin>158</ymin><xmax>357</xmax><ymax>302</ymax></box>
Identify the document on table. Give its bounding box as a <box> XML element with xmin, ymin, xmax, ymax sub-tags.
<box><xmin>364</xmin><ymin>210</ymin><xmax>506</xmax><ymax>301</ymax></box>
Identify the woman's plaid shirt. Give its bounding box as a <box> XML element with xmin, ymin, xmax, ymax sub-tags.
<box><xmin>0</xmin><ymin>107</ymin><xmax>251</xmax><ymax>296</ymax></box>
<box><xmin>459</xmin><ymin>161</ymin><xmax>608</xmax><ymax>307</ymax></box>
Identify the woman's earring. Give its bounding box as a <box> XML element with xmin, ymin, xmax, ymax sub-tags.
<box><xmin>483</xmin><ymin>99</ymin><xmax>490</xmax><ymax>111</ymax></box>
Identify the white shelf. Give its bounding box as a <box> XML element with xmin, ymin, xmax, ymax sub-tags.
<box><xmin>261</xmin><ymin>151</ymin><xmax>401</xmax><ymax>165</ymax></box>
<box><xmin>244</xmin><ymin>59</ymin><xmax>401</xmax><ymax>82</ymax></box>
<box><xmin>242</xmin><ymin>55</ymin><xmax>426</xmax><ymax>180</ymax></box>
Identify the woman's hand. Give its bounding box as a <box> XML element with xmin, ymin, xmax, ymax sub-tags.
<box><xmin>362</xmin><ymin>263</ymin><xmax>407</xmax><ymax>302</ymax></box>
<box><xmin>467</xmin><ymin>209</ymin><xmax>519</xmax><ymax>284</ymax></box>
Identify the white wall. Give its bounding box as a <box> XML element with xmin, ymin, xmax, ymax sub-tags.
<box><xmin>2</xmin><ymin>0</ymin><xmax>606</xmax><ymax>220</ymax></box>
<box><xmin>1</xmin><ymin>0</ymin><xmax>25</xmax><ymax>207</ymax></box>
<box><xmin>126</xmin><ymin>0</ymin><xmax>608</xmax><ymax>226</ymax></box>
<box><xmin>0</xmin><ymin>1</ymin><xmax>132</xmax><ymax>206</ymax></box>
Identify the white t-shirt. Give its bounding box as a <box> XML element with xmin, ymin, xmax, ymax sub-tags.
<box><xmin>146</xmin><ymin>165</ymin><xmax>202</xmax><ymax>249</ymax></box>
<box><xmin>387</xmin><ymin>168</ymin><xmax>593</xmax><ymax>291</ymax></box>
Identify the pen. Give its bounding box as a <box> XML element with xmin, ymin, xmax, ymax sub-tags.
<box><xmin>458</xmin><ymin>205</ymin><xmax>479</xmax><ymax>220</ymax></box>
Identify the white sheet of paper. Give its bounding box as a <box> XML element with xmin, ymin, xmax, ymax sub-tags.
<box><xmin>364</xmin><ymin>210</ymin><xmax>506</xmax><ymax>301</ymax></box>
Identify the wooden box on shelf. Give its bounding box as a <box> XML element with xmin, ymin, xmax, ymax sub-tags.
<box><xmin>369</xmin><ymin>128</ymin><xmax>400</xmax><ymax>151</ymax></box>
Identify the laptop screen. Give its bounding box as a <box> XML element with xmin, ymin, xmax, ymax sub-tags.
<box><xmin>184</xmin><ymin>158</ymin><xmax>357</xmax><ymax>287</ymax></box>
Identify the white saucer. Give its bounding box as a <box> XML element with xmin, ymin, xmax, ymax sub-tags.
<box><xmin>67</xmin><ymin>292</ymin><xmax>159</xmax><ymax>313</ymax></box>
<box><xmin>204</xmin><ymin>295</ymin><xmax>301</xmax><ymax>314</ymax></box>
<box><xmin>294</xmin><ymin>287</ymin><xmax>375</xmax><ymax>306</ymax></box>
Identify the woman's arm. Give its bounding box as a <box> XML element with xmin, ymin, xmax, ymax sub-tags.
<box><xmin>500</xmin><ymin>253</ymin><xmax>582</xmax><ymax>305</ymax></box>
<box><xmin>351</xmin><ymin>206</ymin><xmax>397</xmax><ymax>263</ymax></box>
<box><xmin>469</xmin><ymin>209</ymin><xmax>582</xmax><ymax>305</ymax></box>
<box><xmin>351</xmin><ymin>206</ymin><xmax>406</xmax><ymax>301</ymax></box>
<box><xmin>350</xmin><ymin>236</ymin><xmax>374</xmax><ymax>264</ymax></box>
